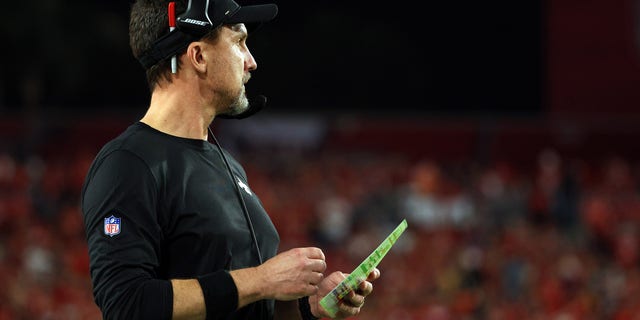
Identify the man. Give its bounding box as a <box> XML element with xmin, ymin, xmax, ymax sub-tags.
<box><xmin>81</xmin><ymin>0</ymin><xmax>380</xmax><ymax>319</ymax></box>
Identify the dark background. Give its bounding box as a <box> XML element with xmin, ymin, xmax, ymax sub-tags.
<box><xmin>0</xmin><ymin>0</ymin><xmax>543</xmax><ymax>117</ymax></box>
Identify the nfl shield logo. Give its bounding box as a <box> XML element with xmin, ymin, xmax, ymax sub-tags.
<box><xmin>104</xmin><ymin>215</ymin><xmax>121</xmax><ymax>237</ymax></box>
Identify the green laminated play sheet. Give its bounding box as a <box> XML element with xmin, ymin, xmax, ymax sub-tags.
<box><xmin>319</xmin><ymin>219</ymin><xmax>408</xmax><ymax>317</ymax></box>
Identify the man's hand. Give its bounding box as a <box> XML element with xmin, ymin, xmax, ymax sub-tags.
<box><xmin>309</xmin><ymin>268</ymin><xmax>381</xmax><ymax>319</ymax></box>
<box><xmin>257</xmin><ymin>247</ymin><xmax>327</xmax><ymax>300</ymax></box>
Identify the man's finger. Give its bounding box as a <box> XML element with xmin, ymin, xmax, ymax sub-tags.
<box><xmin>338</xmin><ymin>300</ymin><xmax>361</xmax><ymax>316</ymax></box>
<box><xmin>303</xmin><ymin>284</ymin><xmax>319</xmax><ymax>297</ymax></box>
<box><xmin>356</xmin><ymin>280</ymin><xmax>373</xmax><ymax>296</ymax></box>
<box><xmin>305</xmin><ymin>258</ymin><xmax>327</xmax><ymax>273</ymax></box>
<box><xmin>301</xmin><ymin>247</ymin><xmax>325</xmax><ymax>260</ymax></box>
<box><xmin>367</xmin><ymin>268</ymin><xmax>381</xmax><ymax>281</ymax></box>
<box><xmin>307</xmin><ymin>272</ymin><xmax>324</xmax><ymax>285</ymax></box>
<box><xmin>345</xmin><ymin>293</ymin><xmax>365</xmax><ymax>307</ymax></box>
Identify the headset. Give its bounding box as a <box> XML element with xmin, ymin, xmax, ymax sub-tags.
<box><xmin>138</xmin><ymin>0</ymin><xmax>273</xmax><ymax>121</ymax></box>
<box><xmin>138</xmin><ymin>0</ymin><xmax>278</xmax><ymax>71</ymax></box>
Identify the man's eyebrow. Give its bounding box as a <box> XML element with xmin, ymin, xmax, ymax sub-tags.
<box><xmin>228</xmin><ymin>23</ymin><xmax>248</xmax><ymax>36</ymax></box>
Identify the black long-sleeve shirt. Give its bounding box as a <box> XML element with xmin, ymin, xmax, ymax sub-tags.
<box><xmin>81</xmin><ymin>122</ymin><xmax>280</xmax><ymax>320</ymax></box>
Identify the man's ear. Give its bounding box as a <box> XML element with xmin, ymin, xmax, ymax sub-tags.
<box><xmin>186</xmin><ymin>41</ymin><xmax>208</xmax><ymax>74</ymax></box>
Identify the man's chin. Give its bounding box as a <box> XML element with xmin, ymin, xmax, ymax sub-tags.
<box><xmin>220</xmin><ymin>101</ymin><xmax>250</xmax><ymax>117</ymax></box>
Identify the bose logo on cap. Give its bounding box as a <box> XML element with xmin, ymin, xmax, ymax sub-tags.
<box><xmin>181</xmin><ymin>18</ymin><xmax>209</xmax><ymax>26</ymax></box>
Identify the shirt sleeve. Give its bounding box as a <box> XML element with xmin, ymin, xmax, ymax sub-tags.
<box><xmin>81</xmin><ymin>149</ymin><xmax>172</xmax><ymax>320</ymax></box>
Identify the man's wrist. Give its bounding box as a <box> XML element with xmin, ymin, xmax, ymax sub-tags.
<box><xmin>229</xmin><ymin>267</ymin><xmax>266</xmax><ymax>308</ymax></box>
<box><xmin>298</xmin><ymin>296</ymin><xmax>320</xmax><ymax>320</ymax></box>
<box><xmin>197</xmin><ymin>270</ymin><xmax>239</xmax><ymax>319</ymax></box>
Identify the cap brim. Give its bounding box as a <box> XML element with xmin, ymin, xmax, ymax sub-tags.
<box><xmin>227</xmin><ymin>4</ymin><xmax>278</xmax><ymax>25</ymax></box>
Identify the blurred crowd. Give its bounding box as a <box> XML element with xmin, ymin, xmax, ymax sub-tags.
<box><xmin>1</xmin><ymin>126</ymin><xmax>640</xmax><ymax>320</ymax></box>
<box><xmin>246</xmin><ymin>146</ymin><xmax>640</xmax><ymax>320</ymax></box>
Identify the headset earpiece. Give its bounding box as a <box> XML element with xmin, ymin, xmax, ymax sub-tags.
<box><xmin>177</xmin><ymin>0</ymin><xmax>213</xmax><ymax>35</ymax></box>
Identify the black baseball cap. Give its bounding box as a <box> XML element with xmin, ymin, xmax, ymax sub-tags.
<box><xmin>138</xmin><ymin>0</ymin><xmax>278</xmax><ymax>69</ymax></box>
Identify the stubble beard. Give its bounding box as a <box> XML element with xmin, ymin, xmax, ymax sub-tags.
<box><xmin>225</xmin><ymin>90</ymin><xmax>250</xmax><ymax>116</ymax></box>
<box><xmin>221</xmin><ymin>74</ymin><xmax>251</xmax><ymax>117</ymax></box>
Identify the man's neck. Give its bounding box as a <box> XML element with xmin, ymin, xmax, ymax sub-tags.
<box><xmin>140</xmin><ymin>84</ymin><xmax>216</xmax><ymax>141</ymax></box>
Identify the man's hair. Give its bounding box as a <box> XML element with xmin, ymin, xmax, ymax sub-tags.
<box><xmin>129</xmin><ymin>0</ymin><xmax>219</xmax><ymax>91</ymax></box>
